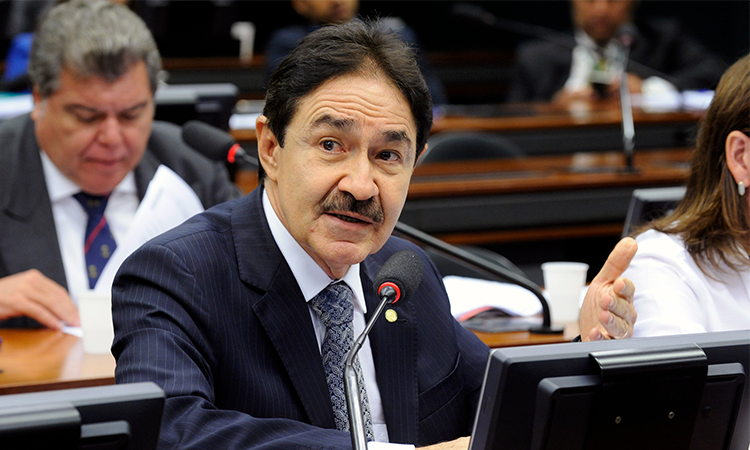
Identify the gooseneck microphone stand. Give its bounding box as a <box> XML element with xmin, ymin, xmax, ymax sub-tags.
<box><xmin>393</xmin><ymin>221</ymin><xmax>563</xmax><ymax>334</ymax></box>
<box><xmin>344</xmin><ymin>296</ymin><xmax>392</xmax><ymax>450</ymax></box>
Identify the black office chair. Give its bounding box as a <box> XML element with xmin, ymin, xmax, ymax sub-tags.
<box><xmin>622</xmin><ymin>186</ymin><xmax>686</xmax><ymax>238</ymax></box>
<box><xmin>418</xmin><ymin>131</ymin><xmax>525</xmax><ymax>165</ymax></box>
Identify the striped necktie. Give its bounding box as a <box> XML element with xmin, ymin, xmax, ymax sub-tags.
<box><xmin>310</xmin><ymin>281</ymin><xmax>375</xmax><ymax>441</ymax></box>
<box><xmin>73</xmin><ymin>192</ymin><xmax>117</xmax><ymax>289</ymax></box>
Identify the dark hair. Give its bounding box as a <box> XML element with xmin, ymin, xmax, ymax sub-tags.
<box><xmin>260</xmin><ymin>19</ymin><xmax>433</xmax><ymax>182</ymax></box>
<box><xmin>646</xmin><ymin>53</ymin><xmax>750</xmax><ymax>274</ymax></box>
<box><xmin>29</xmin><ymin>0</ymin><xmax>161</xmax><ymax>97</ymax></box>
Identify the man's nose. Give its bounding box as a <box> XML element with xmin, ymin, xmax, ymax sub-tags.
<box><xmin>339</xmin><ymin>152</ymin><xmax>379</xmax><ymax>201</ymax></box>
<box><xmin>97</xmin><ymin>116</ymin><xmax>124</xmax><ymax>146</ymax></box>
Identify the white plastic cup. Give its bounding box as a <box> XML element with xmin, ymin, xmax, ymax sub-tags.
<box><xmin>77</xmin><ymin>291</ymin><xmax>114</xmax><ymax>355</ymax></box>
<box><xmin>541</xmin><ymin>262</ymin><xmax>589</xmax><ymax>323</ymax></box>
<box><xmin>231</xmin><ymin>21</ymin><xmax>256</xmax><ymax>63</ymax></box>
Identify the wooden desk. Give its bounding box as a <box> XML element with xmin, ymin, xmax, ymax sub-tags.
<box><xmin>0</xmin><ymin>329</ymin><xmax>115</xmax><ymax>395</ymax></box>
<box><xmin>474</xmin><ymin>321</ymin><xmax>580</xmax><ymax>348</ymax></box>
<box><xmin>402</xmin><ymin>147</ymin><xmax>691</xmax><ymax>244</ymax></box>
<box><xmin>0</xmin><ymin>323</ymin><xmax>573</xmax><ymax>395</ymax></box>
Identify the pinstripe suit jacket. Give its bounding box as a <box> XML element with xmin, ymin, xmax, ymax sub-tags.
<box><xmin>112</xmin><ymin>187</ymin><xmax>490</xmax><ymax>449</ymax></box>
<box><xmin>0</xmin><ymin>113</ymin><xmax>241</xmax><ymax>328</ymax></box>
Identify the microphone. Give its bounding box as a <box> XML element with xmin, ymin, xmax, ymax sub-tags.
<box><xmin>181</xmin><ymin>120</ymin><xmax>258</xmax><ymax>167</ymax></box>
<box><xmin>344</xmin><ymin>250</ymin><xmax>423</xmax><ymax>450</ymax></box>
<box><xmin>616</xmin><ymin>29</ymin><xmax>638</xmax><ymax>173</ymax></box>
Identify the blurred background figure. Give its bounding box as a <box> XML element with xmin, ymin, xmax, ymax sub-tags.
<box><xmin>264</xmin><ymin>0</ymin><xmax>448</xmax><ymax>105</ymax></box>
<box><xmin>507</xmin><ymin>0</ymin><xmax>727</xmax><ymax>106</ymax></box>
<box><xmin>1</xmin><ymin>0</ymin><xmax>132</xmax><ymax>92</ymax></box>
<box><xmin>623</xmin><ymin>53</ymin><xmax>750</xmax><ymax>337</ymax></box>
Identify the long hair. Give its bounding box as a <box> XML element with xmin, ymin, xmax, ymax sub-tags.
<box><xmin>646</xmin><ymin>53</ymin><xmax>750</xmax><ymax>274</ymax></box>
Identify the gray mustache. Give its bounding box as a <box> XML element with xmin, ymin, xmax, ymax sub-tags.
<box><xmin>319</xmin><ymin>191</ymin><xmax>384</xmax><ymax>224</ymax></box>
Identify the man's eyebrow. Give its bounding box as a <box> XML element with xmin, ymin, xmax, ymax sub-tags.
<box><xmin>310</xmin><ymin>114</ymin><xmax>413</xmax><ymax>147</ymax></box>
<box><xmin>63</xmin><ymin>101</ymin><xmax>150</xmax><ymax>115</ymax></box>
<box><xmin>121</xmin><ymin>101</ymin><xmax>150</xmax><ymax>114</ymax></box>
<box><xmin>310</xmin><ymin>114</ymin><xmax>355</xmax><ymax>133</ymax></box>
<box><xmin>64</xmin><ymin>104</ymin><xmax>101</xmax><ymax>115</ymax></box>
<box><xmin>380</xmin><ymin>129</ymin><xmax>412</xmax><ymax>147</ymax></box>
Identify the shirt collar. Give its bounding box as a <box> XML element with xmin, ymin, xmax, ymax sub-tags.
<box><xmin>40</xmin><ymin>150</ymin><xmax>137</xmax><ymax>202</ymax></box>
<box><xmin>262</xmin><ymin>188</ymin><xmax>367</xmax><ymax>313</ymax></box>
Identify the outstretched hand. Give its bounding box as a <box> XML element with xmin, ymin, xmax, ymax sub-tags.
<box><xmin>579</xmin><ymin>237</ymin><xmax>637</xmax><ymax>341</ymax></box>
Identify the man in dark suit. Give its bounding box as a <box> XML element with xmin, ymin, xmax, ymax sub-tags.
<box><xmin>508</xmin><ymin>0</ymin><xmax>727</xmax><ymax>105</ymax></box>
<box><xmin>113</xmin><ymin>19</ymin><xmax>638</xmax><ymax>449</ymax></box>
<box><xmin>0</xmin><ymin>0</ymin><xmax>240</xmax><ymax>329</ymax></box>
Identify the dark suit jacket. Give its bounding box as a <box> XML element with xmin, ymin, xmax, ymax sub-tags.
<box><xmin>508</xmin><ymin>19</ymin><xmax>727</xmax><ymax>102</ymax></box>
<box><xmin>112</xmin><ymin>187</ymin><xmax>490</xmax><ymax>449</ymax></box>
<box><xmin>0</xmin><ymin>113</ymin><xmax>241</xmax><ymax>327</ymax></box>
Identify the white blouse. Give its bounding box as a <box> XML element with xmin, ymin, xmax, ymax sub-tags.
<box><xmin>625</xmin><ymin>229</ymin><xmax>750</xmax><ymax>337</ymax></box>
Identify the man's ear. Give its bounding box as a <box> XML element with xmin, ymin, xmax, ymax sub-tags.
<box><xmin>256</xmin><ymin>115</ymin><xmax>281</xmax><ymax>182</ymax></box>
<box><xmin>725</xmin><ymin>130</ymin><xmax>750</xmax><ymax>185</ymax></box>
<box><xmin>415</xmin><ymin>143</ymin><xmax>427</xmax><ymax>165</ymax></box>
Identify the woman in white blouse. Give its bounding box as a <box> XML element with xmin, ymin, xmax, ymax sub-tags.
<box><xmin>624</xmin><ymin>53</ymin><xmax>750</xmax><ymax>337</ymax></box>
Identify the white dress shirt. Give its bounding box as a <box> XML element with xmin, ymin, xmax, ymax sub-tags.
<box><xmin>262</xmin><ymin>190</ymin><xmax>413</xmax><ymax>449</ymax></box>
<box><xmin>40</xmin><ymin>151</ymin><xmax>139</xmax><ymax>300</ymax></box>
<box><xmin>625</xmin><ymin>229</ymin><xmax>750</xmax><ymax>337</ymax></box>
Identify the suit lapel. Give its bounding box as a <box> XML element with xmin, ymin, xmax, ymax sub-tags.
<box><xmin>232</xmin><ymin>189</ymin><xmax>336</xmax><ymax>429</ymax></box>
<box><xmin>362</xmin><ymin>263</ymin><xmax>418</xmax><ymax>444</ymax></box>
<box><xmin>0</xmin><ymin>117</ymin><xmax>67</xmax><ymax>288</ymax></box>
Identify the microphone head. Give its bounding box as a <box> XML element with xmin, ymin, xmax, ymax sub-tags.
<box><xmin>181</xmin><ymin>120</ymin><xmax>237</xmax><ymax>162</ymax></box>
<box><xmin>617</xmin><ymin>24</ymin><xmax>636</xmax><ymax>47</ymax></box>
<box><xmin>373</xmin><ymin>250</ymin><xmax>423</xmax><ymax>304</ymax></box>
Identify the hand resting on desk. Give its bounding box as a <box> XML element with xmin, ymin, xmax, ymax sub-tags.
<box><xmin>0</xmin><ymin>269</ymin><xmax>80</xmax><ymax>330</ymax></box>
<box><xmin>579</xmin><ymin>237</ymin><xmax>638</xmax><ymax>341</ymax></box>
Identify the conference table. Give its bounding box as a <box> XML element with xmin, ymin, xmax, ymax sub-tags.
<box><xmin>0</xmin><ymin>324</ymin><xmax>578</xmax><ymax>395</ymax></box>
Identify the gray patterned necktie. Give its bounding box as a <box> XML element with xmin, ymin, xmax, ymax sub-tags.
<box><xmin>310</xmin><ymin>282</ymin><xmax>375</xmax><ymax>441</ymax></box>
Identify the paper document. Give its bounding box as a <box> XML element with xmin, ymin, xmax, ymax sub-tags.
<box><xmin>95</xmin><ymin>165</ymin><xmax>204</xmax><ymax>291</ymax></box>
<box><xmin>443</xmin><ymin>275</ymin><xmax>543</xmax><ymax>320</ymax></box>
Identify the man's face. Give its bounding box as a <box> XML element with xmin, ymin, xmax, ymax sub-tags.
<box><xmin>258</xmin><ymin>73</ymin><xmax>417</xmax><ymax>279</ymax></box>
<box><xmin>572</xmin><ymin>0</ymin><xmax>635</xmax><ymax>45</ymax></box>
<box><xmin>292</xmin><ymin>0</ymin><xmax>358</xmax><ymax>24</ymax></box>
<box><xmin>31</xmin><ymin>61</ymin><xmax>154</xmax><ymax>196</ymax></box>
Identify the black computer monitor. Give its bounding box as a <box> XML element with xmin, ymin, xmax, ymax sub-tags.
<box><xmin>0</xmin><ymin>382</ymin><xmax>164</xmax><ymax>450</ymax></box>
<box><xmin>622</xmin><ymin>186</ymin><xmax>686</xmax><ymax>237</ymax></box>
<box><xmin>469</xmin><ymin>330</ymin><xmax>749</xmax><ymax>450</ymax></box>
<box><xmin>154</xmin><ymin>83</ymin><xmax>238</xmax><ymax>131</ymax></box>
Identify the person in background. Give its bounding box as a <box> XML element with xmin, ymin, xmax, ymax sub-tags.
<box><xmin>507</xmin><ymin>0</ymin><xmax>727</xmax><ymax>106</ymax></box>
<box><xmin>112</xmin><ymin>19</ymin><xmax>637</xmax><ymax>450</ymax></box>
<box><xmin>264</xmin><ymin>0</ymin><xmax>448</xmax><ymax>106</ymax></box>
<box><xmin>0</xmin><ymin>0</ymin><xmax>241</xmax><ymax>330</ymax></box>
<box><xmin>623</xmin><ymin>54</ymin><xmax>750</xmax><ymax>337</ymax></box>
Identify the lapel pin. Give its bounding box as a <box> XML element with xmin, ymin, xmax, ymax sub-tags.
<box><xmin>385</xmin><ymin>309</ymin><xmax>398</xmax><ymax>323</ymax></box>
